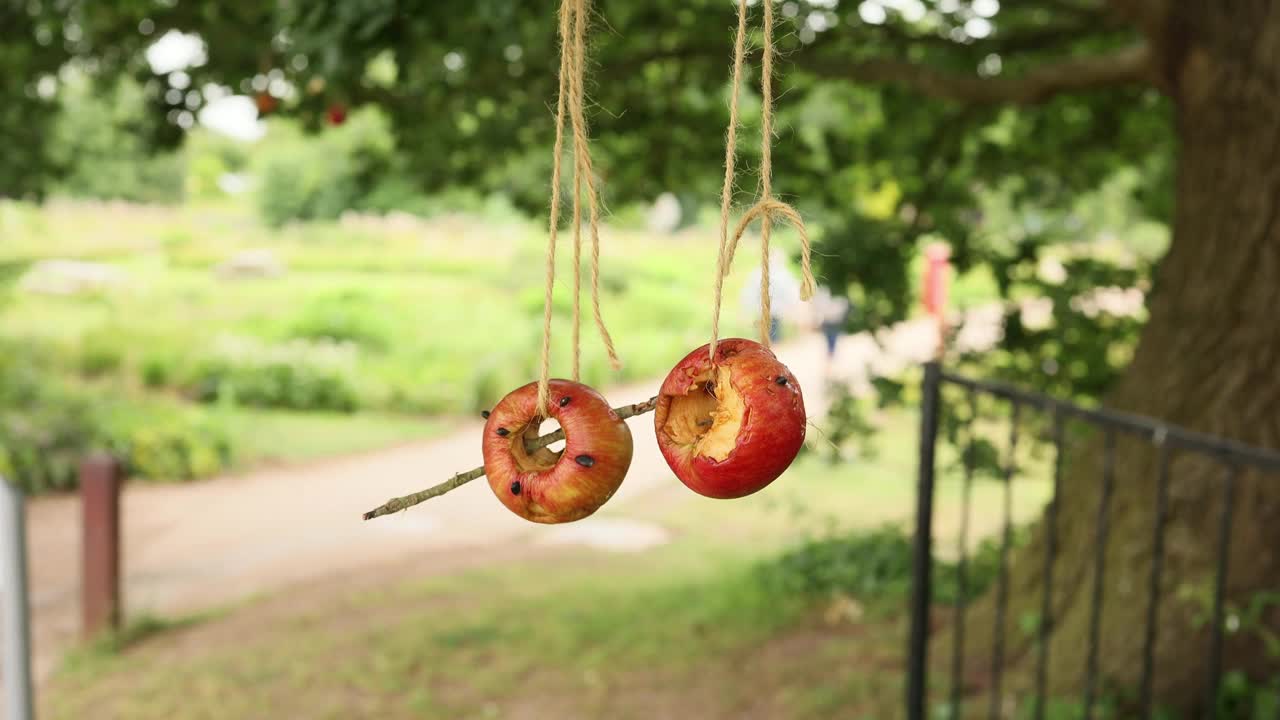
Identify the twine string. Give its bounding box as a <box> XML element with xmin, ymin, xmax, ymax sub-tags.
<box><xmin>709</xmin><ymin>0</ymin><xmax>814</xmax><ymax>359</ymax></box>
<box><xmin>538</xmin><ymin>0</ymin><xmax>620</xmax><ymax>416</ymax></box>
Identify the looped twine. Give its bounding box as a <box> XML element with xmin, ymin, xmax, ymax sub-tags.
<box><xmin>724</xmin><ymin>198</ymin><xmax>815</xmax><ymax>299</ymax></box>
<box><xmin>709</xmin><ymin>0</ymin><xmax>814</xmax><ymax>361</ymax></box>
<box><xmin>537</xmin><ymin>0</ymin><xmax>621</xmax><ymax>417</ymax></box>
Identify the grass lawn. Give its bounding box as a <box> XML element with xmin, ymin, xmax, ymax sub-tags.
<box><xmin>224</xmin><ymin>408</ymin><xmax>445</xmax><ymax>467</ymax></box>
<box><xmin>43</xmin><ymin>410</ymin><xmax>1052</xmax><ymax>720</ymax></box>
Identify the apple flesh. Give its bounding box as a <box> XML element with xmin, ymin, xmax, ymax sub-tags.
<box><xmin>654</xmin><ymin>338</ymin><xmax>805</xmax><ymax>499</ymax></box>
<box><xmin>482</xmin><ymin>379</ymin><xmax>633</xmax><ymax>524</ymax></box>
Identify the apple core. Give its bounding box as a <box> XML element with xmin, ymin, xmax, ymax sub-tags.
<box><xmin>661</xmin><ymin>366</ymin><xmax>745</xmax><ymax>462</ymax></box>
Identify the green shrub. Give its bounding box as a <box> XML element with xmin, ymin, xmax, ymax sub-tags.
<box><xmin>254</xmin><ymin>110</ymin><xmax>400</xmax><ymax>226</ymax></box>
<box><xmin>361</xmin><ymin>176</ymin><xmax>434</xmax><ymax>216</ymax></box>
<box><xmin>287</xmin><ymin>291</ymin><xmax>393</xmax><ymax>351</ymax></box>
<box><xmin>1213</xmin><ymin>672</ymin><xmax>1280</xmax><ymax>720</ymax></box>
<box><xmin>394</xmin><ymin>188</ymin><xmax>524</xmax><ymax>221</ymax></box>
<box><xmin>757</xmin><ymin>526</ymin><xmax>915</xmax><ymax>604</ymax></box>
<box><xmin>140</xmin><ymin>353</ymin><xmax>175</xmax><ymax>388</ymax></box>
<box><xmin>1004</xmin><ymin>674</ymin><xmax>1280</xmax><ymax>720</ymax></box>
<box><xmin>100</xmin><ymin>408</ymin><xmax>233</xmax><ymax>482</ymax></box>
<box><xmin>0</xmin><ymin>343</ymin><xmax>85</xmax><ymax>491</ymax></box>
<box><xmin>0</xmin><ymin>342</ymin><xmax>234</xmax><ymax>492</ymax></box>
<box><xmin>50</xmin><ymin>74</ymin><xmax>186</xmax><ymax>205</ymax></box>
<box><xmin>373</xmin><ymin>359</ymin><xmax>464</xmax><ymax>415</ymax></box>
<box><xmin>253</xmin><ymin>112</ymin><xmax>532</xmax><ymax>226</ymax></box>
<box><xmin>185</xmin><ymin>129</ymin><xmax>253</xmax><ymax>200</ymax></box>
<box><xmin>188</xmin><ymin>335</ymin><xmax>364</xmax><ymax>412</ymax></box>
<box><xmin>757</xmin><ymin>524</ymin><xmax>1028</xmax><ymax>610</ymax></box>
<box><xmin>257</xmin><ymin>156</ymin><xmax>315</xmax><ymax>227</ymax></box>
<box><xmin>0</xmin><ymin>380</ymin><xmax>96</xmax><ymax>492</ymax></box>
<box><xmin>78</xmin><ymin>329</ymin><xmax>126</xmax><ymax>378</ymax></box>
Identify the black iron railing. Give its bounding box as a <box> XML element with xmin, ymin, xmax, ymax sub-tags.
<box><xmin>907</xmin><ymin>362</ymin><xmax>1280</xmax><ymax>720</ymax></box>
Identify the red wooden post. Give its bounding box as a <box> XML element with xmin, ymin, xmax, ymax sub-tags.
<box><xmin>81</xmin><ymin>453</ymin><xmax>122</xmax><ymax>638</ymax></box>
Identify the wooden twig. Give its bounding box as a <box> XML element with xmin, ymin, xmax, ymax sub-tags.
<box><xmin>362</xmin><ymin>395</ymin><xmax>660</xmax><ymax>520</ymax></box>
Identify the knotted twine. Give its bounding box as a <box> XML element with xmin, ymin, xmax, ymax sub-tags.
<box><xmin>537</xmin><ymin>0</ymin><xmax>621</xmax><ymax>417</ymax></box>
<box><xmin>709</xmin><ymin>0</ymin><xmax>816</xmax><ymax>361</ymax></box>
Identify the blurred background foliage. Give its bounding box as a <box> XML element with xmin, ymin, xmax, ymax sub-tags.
<box><xmin>0</xmin><ymin>8</ymin><xmax>1172</xmax><ymax>486</ymax></box>
<box><xmin>1</xmin><ymin>1</ymin><xmax>1172</xmax><ymax>486</ymax></box>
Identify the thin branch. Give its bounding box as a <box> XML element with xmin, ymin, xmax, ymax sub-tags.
<box><xmin>362</xmin><ymin>395</ymin><xmax>660</xmax><ymax>521</ymax></box>
<box><xmin>803</xmin><ymin>42</ymin><xmax>1155</xmax><ymax>105</ymax></box>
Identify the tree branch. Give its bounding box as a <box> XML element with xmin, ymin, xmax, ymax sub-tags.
<box><xmin>805</xmin><ymin>43</ymin><xmax>1154</xmax><ymax>106</ymax></box>
<box><xmin>1043</xmin><ymin>0</ymin><xmax>1110</xmax><ymax>20</ymax></box>
<box><xmin>1105</xmin><ymin>0</ymin><xmax>1168</xmax><ymax>31</ymax></box>
<box><xmin>361</xmin><ymin>396</ymin><xmax>660</xmax><ymax>521</ymax></box>
<box><xmin>865</xmin><ymin>15</ymin><xmax>1122</xmax><ymax>57</ymax></box>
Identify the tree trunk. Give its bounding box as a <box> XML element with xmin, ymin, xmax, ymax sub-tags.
<box><xmin>962</xmin><ymin>4</ymin><xmax>1280</xmax><ymax>715</ymax></box>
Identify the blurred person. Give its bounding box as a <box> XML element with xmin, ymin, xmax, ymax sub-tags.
<box><xmin>740</xmin><ymin>249</ymin><xmax>801</xmax><ymax>343</ymax></box>
<box><xmin>811</xmin><ymin>285</ymin><xmax>851</xmax><ymax>376</ymax></box>
<box><xmin>921</xmin><ymin>242</ymin><xmax>951</xmax><ymax>358</ymax></box>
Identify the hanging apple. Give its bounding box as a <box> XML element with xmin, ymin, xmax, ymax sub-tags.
<box><xmin>326</xmin><ymin>102</ymin><xmax>347</xmax><ymax>126</ymax></box>
<box><xmin>482</xmin><ymin>379</ymin><xmax>633</xmax><ymax>523</ymax></box>
<box><xmin>254</xmin><ymin>91</ymin><xmax>278</xmax><ymax>116</ymax></box>
<box><xmin>653</xmin><ymin>338</ymin><xmax>805</xmax><ymax>499</ymax></box>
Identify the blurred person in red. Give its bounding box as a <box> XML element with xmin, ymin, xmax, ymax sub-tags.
<box><xmin>921</xmin><ymin>243</ymin><xmax>951</xmax><ymax>358</ymax></box>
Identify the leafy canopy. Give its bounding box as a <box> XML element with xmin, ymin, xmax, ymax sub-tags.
<box><xmin>9</xmin><ymin>0</ymin><xmax>1172</xmax><ymax>396</ymax></box>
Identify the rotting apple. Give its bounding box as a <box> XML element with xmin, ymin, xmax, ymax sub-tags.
<box><xmin>654</xmin><ymin>338</ymin><xmax>806</xmax><ymax>499</ymax></box>
<box><xmin>482</xmin><ymin>379</ymin><xmax>633</xmax><ymax>524</ymax></box>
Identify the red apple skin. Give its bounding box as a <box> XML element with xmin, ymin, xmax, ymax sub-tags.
<box><xmin>482</xmin><ymin>379</ymin><xmax>633</xmax><ymax>524</ymax></box>
<box><xmin>654</xmin><ymin>338</ymin><xmax>806</xmax><ymax>499</ymax></box>
<box><xmin>254</xmin><ymin>92</ymin><xmax>278</xmax><ymax>115</ymax></box>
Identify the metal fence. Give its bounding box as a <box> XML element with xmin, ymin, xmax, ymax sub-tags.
<box><xmin>907</xmin><ymin>362</ymin><xmax>1280</xmax><ymax>720</ymax></box>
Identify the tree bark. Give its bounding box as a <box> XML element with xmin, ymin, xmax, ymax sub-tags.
<box><xmin>960</xmin><ymin>3</ymin><xmax>1280</xmax><ymax>714</ymax></box>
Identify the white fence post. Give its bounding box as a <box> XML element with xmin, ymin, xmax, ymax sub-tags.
<box><xmin>0</xmin><ymin>477</ymin><xmax>33</xmax><ymax>720</ymax></box>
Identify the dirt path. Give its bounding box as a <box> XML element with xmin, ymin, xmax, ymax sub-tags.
<box><xmin>22</xmin><ymin>308</ymin><xmax>1004</xmax><ymax>687</ymax></box>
